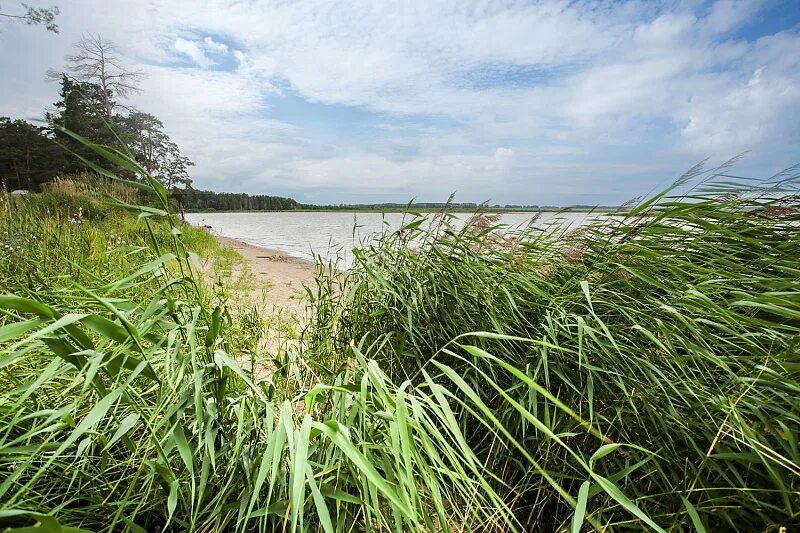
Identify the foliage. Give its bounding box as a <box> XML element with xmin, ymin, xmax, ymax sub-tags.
<box><xmin>0</xmin><ymin>117</ymin><xmax>64</xmax><ymax>191</ymax></box>
<box><xmin>0</xmin><ymin>142</ymin><xmax>518</xmax><ymax>532</ymax></box>
<box><xmin>305</xmin><ymin>164</ymin><xmax>800</xmax><ymax>531</ymax></box>
<box><xmin>0</xmin><ymin>175</ymin><xmax>215</xmax><ymax>295</ymax></box>
<box><xmin>0</xmin><ymin>3</ymin><xmax>59</xmax><ymax>33</ymax></box>
<box><xmin>119</xmin><ymin>112</ymin><xmax>193</xmax><ymax>190</ymax></box>
<box><xmin>1</xmin><ymin>76</ymin><xmax>196</xmax><ymax>193</ymax></box>
<box><xmin>0</xmin><ymin>35</ymin><xmax>192</xmax><ymax>194</ymax></box>
<box><xmin>45</xmin><ymin>75</ymin><xmax>124</xmax><ymax>175</ymax></box>
<box><xmin>0</xmin><ymin>134</ymin><xmax>797</xmax><ymax>532</ymax></box>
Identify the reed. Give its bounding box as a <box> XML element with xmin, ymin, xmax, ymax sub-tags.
<box><xmin>305</xmin><ymin>163</ymin><xmax>800</xmax><ymax>531</ymax></box>
<box><xmin>0</xmin><ymin>133</ymin><xmax>797</xmax><ymax>531</ymax></box>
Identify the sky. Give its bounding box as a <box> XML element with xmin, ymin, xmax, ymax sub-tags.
<box><xmin>1</xmin><ymin>0</ymin><xmax>799</xmax><ymax>205</ymax></box>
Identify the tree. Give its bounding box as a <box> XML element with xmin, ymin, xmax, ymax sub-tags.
<box><xmin>45</xmin><ymin>75</ymin><xmax>123</xmax><ymax>174</ymax></box>
<box><xmin>49</xmin><ymin>34</ymin><xmax>143</xmax><ymax>122</ymax></box>
<box><xmin>163</xmin><ymin>149</ymin><xmax>193</xmax><ymax>190</ymax></box>
<box><xmin>42</xmin><ymin>79</ymin><xmax>192</xmax><ymax>188</ymax></box>
<box><xmin>0</xmin><ymin>3</ymin><xmax>59</xmax><ymax>33</ymax></box>
<box><xmin>0</xmin><ymin>117</ymin><xmax>64</xmax><ymax>191</ymax></box>
<box><xmin>178</xmin><ymin>189</ymin><xmax>300</xmax><ymax>211</ymax></box>
<box><xmin>118</xmin><ymin>112</ymin><xmax>166</xmax><ymax>175</ymax></box>
<box><xmin>118</xmin><ymin>111</ymin><xmax>193</xmax><ymax>190</ymax></box>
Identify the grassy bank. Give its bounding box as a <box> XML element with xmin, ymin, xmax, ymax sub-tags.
<box><xmin>1</xmin><ymin>176</ymin><xmax>214</xmax><ymax>296</ymax></box>
<box><xmin>0</xmin><ymin>149</ymin><xmax>798</xmax><ymax>531</ymax></box>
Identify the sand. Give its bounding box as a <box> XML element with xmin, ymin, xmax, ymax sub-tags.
<box><xmin>214</xmin><ymin>236</ymin><xmax>317</xmax><ymax>318</ymax></box>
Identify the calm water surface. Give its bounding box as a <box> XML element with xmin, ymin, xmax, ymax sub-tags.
<box><xmin>185</xmin><ymin>211</ymin><xmax>602</xmax><ymax>268</ymax></box>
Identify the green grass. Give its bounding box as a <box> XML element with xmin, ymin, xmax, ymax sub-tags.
<box><xmin>1</xmin><ymin>176</ymin><xmax>214</xmax><ymax>296</ymax></box>
<box><xmin>0</xmin><ymin>136</ymin><xmax>797</xmax><ymax>532</ymax></box>
<box><xmin>304</xmin><ymin>163</ymin><xmax>800</xmax><ymax>531</ymax></box>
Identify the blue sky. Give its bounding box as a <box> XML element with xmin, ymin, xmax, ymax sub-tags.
<box><xmin>1</xmin><ymin>0</ymin><xmax>800</xmax><ymax>205</ymax></box>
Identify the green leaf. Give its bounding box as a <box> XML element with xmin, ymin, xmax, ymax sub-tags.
<box><xmin>306</xmin><ymin>461</ymin><xmax>334</xmax><ymax>533</ymax></box>
<box><xmin>80</xmin><ymin>315</ymin><xmax>130</xmax><ymax>344</ymax></box>
<box><xmin>290</xmin><ymin>415</ymin><xmax>312</xmax><ymax>530</ymax></box>
<box><xmin>319</xmin><ymin>483</ymin><xmax>363</xmax><ymax>505</ymax></box>
<box><xmin>571</xmin><ymin>481</ymin><xmax>591</xmax><ymax>533</ymax></box>
<box><xmin>593</xmin><ymin>475</ymin><xmax>665</xmax><ymax>532</ymax></box>
<box><xmin>106</xmin><ymin>413</ymin><xmax>140</xmax><ymax>449</ymax></box>
<box><xmin>0</xmin><ymin>295</ymin><xmax>55</xmax><ymax>318</ymax></box>
<box><xmin>589</xmin><ymin>443</ymin><xmax>622</xmax><ymax>467</ymax></box>
<box><xmin>0</xmin><ymin>317</ymin><xmax>47</xmax><ymax>344</ymax></box>
<box><xmin>106</xmin><ymin>254</ymin><xmax>176</xmax><ymax>290</ymax></box>
<box><xmin>205</xmin><ymin>306</ymin><xmax>222</xmax><ymax>347</ymax></box>
<box><xmin>312</xmin><ymin>419</ymin><xmax>413</xmax><ymax>519</ymax></box>
<box><xmin>681</xmin><ymin>497</ymin><xmax>707</xmax><ymax>533</ymax></box>
<box><xmin>167</xmin><ymin>479</ymin><xmax>178</xmax><ymax>523</ymax></box>
<box><xmin>173</xmin><ymin>424</ymin><xmax>194</xmax><ymax>477</ymax></box>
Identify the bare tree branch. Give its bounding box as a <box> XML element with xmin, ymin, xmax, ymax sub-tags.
<box><xmin>52</xmin><ymin>33</ymin><xmax>145</xmax><ymax>121</ymax></box>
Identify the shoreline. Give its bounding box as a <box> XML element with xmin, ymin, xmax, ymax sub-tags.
<box><xmin>215</xmin><ymin>235</ymin><xmax>313</xmax><ymax>266</ymax></box>
<box><xmin>213</xmin><ymin>235</ymin><xmax>317</xmax><ymax>317</ymax></box>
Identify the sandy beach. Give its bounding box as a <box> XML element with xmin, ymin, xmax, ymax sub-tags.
<box><xmin>214</xmin><ymin>235</ymin><xmax>317</xmax><ymax>317</ymax></box>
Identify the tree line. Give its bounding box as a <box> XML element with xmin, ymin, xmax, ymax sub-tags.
<box><xmin>177</xmin><ymin>190</ymin><xmax>300</xmax><ymax>211</ymax></box>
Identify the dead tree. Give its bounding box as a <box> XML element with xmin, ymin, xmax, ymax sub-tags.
<box><xmin>49</xmin><ymin>34</ymin><xmax>143</xmax><ymax>122</ymax></box>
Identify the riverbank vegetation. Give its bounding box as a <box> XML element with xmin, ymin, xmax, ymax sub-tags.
<box><xmin>305</xmin><ymin>163</ymin><xmax>800</xmax><ymax>531</ymax></box>
<box><xmin>0</xmin><ymin>144</ymin><xmax>798</xmax><ymax>531</ymax></box>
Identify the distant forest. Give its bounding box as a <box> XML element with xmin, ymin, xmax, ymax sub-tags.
<box><xmin>177</xmin><ymin>190</ymin><xmax>300</xmax><ymax>211</ymax></box>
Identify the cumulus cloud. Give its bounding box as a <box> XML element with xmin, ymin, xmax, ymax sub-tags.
<box><xmin>0</xmin><ymin>0</ymin><xmax>798</xmax><ymax>204</ymax></box>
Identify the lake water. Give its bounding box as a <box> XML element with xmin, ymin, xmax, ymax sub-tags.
<box><xmin>185</xmin><ymin>211</ymin><xmax>603</xmax><ymax>268</ymax></box>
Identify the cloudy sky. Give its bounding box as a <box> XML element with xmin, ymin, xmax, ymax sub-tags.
<box><xmin>2</xmin><ymin>0</ymin><xmax>799</xmax><ymax>205</ymax></box>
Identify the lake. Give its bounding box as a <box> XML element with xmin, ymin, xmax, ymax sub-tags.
<box><xmin>185</xmin><ymin>211</ymin><xmax>603</xmax><ymax>268</ymax></box>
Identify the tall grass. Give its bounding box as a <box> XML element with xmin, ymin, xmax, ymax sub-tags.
<box><xmin>305</xmin><ymin>164</ymin><xmax>800</xmax><ymax>531</ymax></box>
<box><xmin>0</xmin><ymin>132</ymin><xmax>797</xmax><ymax>532</ymax></box>
<box><xmin>0</xmin><ymin>138</ymin><xmax>518</xmax><ymax>531</ymax></box>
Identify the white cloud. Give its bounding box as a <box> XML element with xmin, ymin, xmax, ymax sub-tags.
<box><xmin>679</xmin><ymin>60</ymin><xmax>800</xmax><ymax>155</ymax></box>
<box><xmin>1</xmin><ymin>0</ymin><xmax>798</xmax><ymax>204</ymax></box>
<box><xmin>203</xmin><ymin>36</ymin><xmax>228</xmax><ymax>53</ymax></box>
<box><xmin>174</xmin><ymin>37</ymin><xmax>213</xmax><ymax>68</ymax></box>
<box><xmin>702</xmin><ymin>0</ymin><xmax>765</xmax><ymax>35</ymax></box>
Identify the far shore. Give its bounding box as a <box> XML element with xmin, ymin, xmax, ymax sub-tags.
<box><xmin>186</xmin><ymin>207</ymin><xmax>615</xmax><ymax>214</ymax></box>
